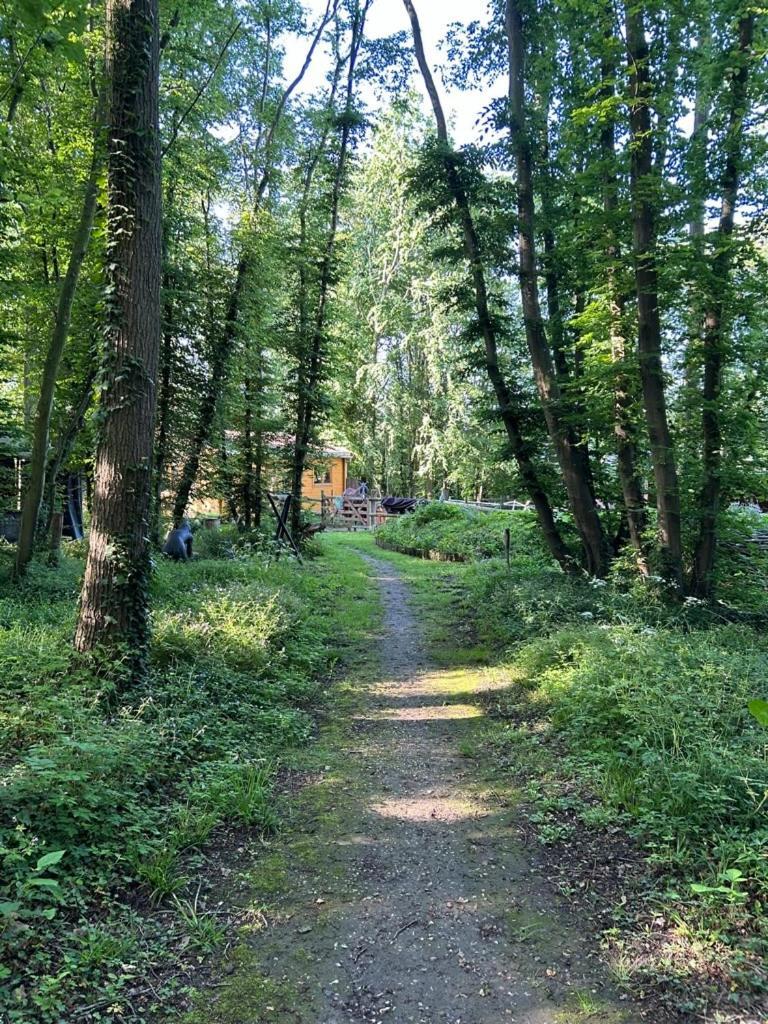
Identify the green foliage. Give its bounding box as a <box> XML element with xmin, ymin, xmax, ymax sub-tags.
<box><xmin>504</xmin><ymin>624</ymin><xmax>768</xmax><ymax>876</ymax></box>
<box><xmin>399</xmin><ymin>527</ymin><xmax>768</xmax><ymax>940</ymax></box>
<box><xmin>376</xmin><ymin>503</ymin><xmax>544</xmax><ymax>563</ymax></box>
<box><xmin>0</xmin><ymin>544</ymin><xmax>363</xmax><ymax>1020</ymax></box>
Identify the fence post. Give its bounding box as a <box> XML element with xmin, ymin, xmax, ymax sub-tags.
<box><xmin>504</xmin><ymin>527</ymin><xmax>511</xmax><ymax>570</ymax></box>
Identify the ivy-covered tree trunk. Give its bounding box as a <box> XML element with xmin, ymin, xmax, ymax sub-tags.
<box><xmin>505</xmin><ymin>0</ymin><xmax>609</xmax><ymax>578</ymax></box>
<box><xmin>74</xmin><ymin>0</ymin><xmax>162</xmax><ymax>669</ymax></box>
<box><xmin>14</xmin><ymin>97</ymin><xmax>102</xmax><ymax>577</ymax></box>
<box><xmin>691</xmin><ymin>13</ymin><xmax>755</xmax><ymax>597</ymax></box>
<box><xmin>402</xmin><ymin>0</ymin><xmax>571</xmax><ymax>572</ymax></box>
<box><xmin>624</xmin><ymin>3</ymin><xmax>684</xmax><ymax>590</ymax></box>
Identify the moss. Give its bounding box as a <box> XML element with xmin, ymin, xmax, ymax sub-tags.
<box><xmin>182</xmin><ymin>946</ymin><xmax>315</xmax><ymax>1023</ymax></box>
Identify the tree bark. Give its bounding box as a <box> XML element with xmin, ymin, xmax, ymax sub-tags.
<box><xmin>15</xmin><ymin>97</ymin><xmax>103</xmax><ymax>576</ymax></box>
<box><xmin>625</xmin><ymin>4</ymin><xmax>684</xmax><ymax>589</ymax></box>
<box><xmin>505</xmin><ymin>0</ymin><xmax>609</xmax><ymax>577</ymax></box>
<box><xmin>402</xmin><ymin>0</ymin><xmax>570</xmax><ymax>570</ymax></box>
<box><xmin>74</xmin><ymin>0</ymin><xmax>162</xmax><ymax>670</ymax></box>
<box><xmin>691</xmin><ymin>13</ymin><xmax>754</xmax><ymax>597</ymax></box>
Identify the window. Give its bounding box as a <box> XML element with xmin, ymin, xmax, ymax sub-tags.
<box><xmin>313</xmin><ymin>464</ymin><xmax>332</xmax><ymax>485</ymax></box>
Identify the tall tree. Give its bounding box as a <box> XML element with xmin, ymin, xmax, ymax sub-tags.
<box><xmin>288</xmin><ymin>4</ymin><xmax>369</xmax><ymax>535</ymax></box>
<box><xmin>624</xmin><ymin>2</ymin><xmax>684</xmax><ymax>589</ymax></box>
<box><xmin>14</xmin><ymin>87</ymin><xmax>103</xmax><ymax>576</ymax></box>
<box><xmin>691</xmin><ymin>10</ymin><xmax>756</xmax><ymax>596</ymax></box>
<box><xmin>402</xmin><ymin>0</ymin><xmax>571</xmax><ymax>570</ymax></box>
<box><xmin>171</xmin><ymin>1</ymin><xmax>336</xmax><ymax>526</ymax></box>
<box><xmin>74</xmin><ymin>0</ymin><xmax>162</xmax><ymax>670</ymax></box>
<box><xmin>505</xmin><ymin>0</ymin><xmax>609</xmax><ymax>577</ymax></box>
<box><xmin>598</xmin><ymin>17</ymin><xmax>648</xmax><ymax>569</ymax></box>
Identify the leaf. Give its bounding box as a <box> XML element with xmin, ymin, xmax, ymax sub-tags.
<box><xmin>0</xmin><ymin>902</ymin><xmax>21</xmax><ymax>917</ymax></box>
<box><xmin>34</xmin><ymin>850</ymin><xmax>65</xmax><ymax>872</ymax></box>
<box><xmin>27</xmin><ymin>877</ymin><xmax>61</xmax><ymax>890</ymax></box>
<box><xmin>721</xmin><ymin>868</ymin><xmax>744</xmax><ymax>884</ymax></box>
<box><xmin>748</xmin><ymin>699</ymin><xmax>768</xmax><ymax>728</ymax></box>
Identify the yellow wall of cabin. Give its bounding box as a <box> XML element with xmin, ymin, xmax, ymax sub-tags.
<box><xmin>302</xmin><ymin>457</ymin><xmax>347</xmax><ymax>504</ymax></box>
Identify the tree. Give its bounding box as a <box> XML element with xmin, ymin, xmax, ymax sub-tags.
<box><xmin>74</xmin><ymin>0</ymin><xmax>162</xmax><ymax>670</ymax></box>
<box><xmin>691</xmin><ymin>10</ymin><xmax>756</xmax><ymax>596</ymax></box>
<box><xmin>288</xmin><ymin>0</ymin><xmax>372</xmax><ymax>535</ymax></box>
<box><xmin>624</xmin><ymin>2</ymin><xmax>684</xmax><ymax>589</ymax></box>
<box><xmin>504</xmin><ymin>0</ymin><xmax>609</xmax><ymax>577</ymax></box>
<box><xmin>402</xmin><ymin>0</ymin><xmax>571</xmax><ymax>570</ymax></box>
<box><xmin>14</xmin><ymin>85</ymin><xmax>103</xmax><ymax>576</ymax></box>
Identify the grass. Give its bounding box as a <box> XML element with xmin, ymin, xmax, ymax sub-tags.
<box><xmin>0</xmin><ymin>537</ymin><xmax>378</xmax><ymax>1023</ymax></box>
<box><xmin>361</xmin><ymin>507</ymin><xmax>768</xmax><ymax>1014</ymax></box>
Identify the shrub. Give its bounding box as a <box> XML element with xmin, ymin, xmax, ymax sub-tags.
<box><xmin>376</xmin><ymin>502</ymin><xmax>545</xmax><ymax>563</ymax></box>
<box><xmin>0</xmin><ymin>547</ymin><xmax>354</xmax><ymax>1021</ymax></box>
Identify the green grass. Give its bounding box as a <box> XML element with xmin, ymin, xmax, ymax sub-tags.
<box><xmin>0</xmin><ymin>538</ymin><xmax>378</xmax><ymax>1023</ymax></box>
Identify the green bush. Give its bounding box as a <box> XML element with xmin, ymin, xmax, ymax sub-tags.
<box><xmin>376</xmin><ymin>502</ymin><xmax>545</xmax><ymax>563</ymax></box>
<box><xmin>0</xmin><ymin>549</ymin><xmax>354</xmax><ymax>1021</ymax></box>
<box><xmin>436</xmin><ymin>530</ymin><xmax>768</xmax><ymax>912</ymax></box>
<box><xmin>496</xmin><ymin>624</ymin><xmax>768</xmax><ymax>881</ymax></box>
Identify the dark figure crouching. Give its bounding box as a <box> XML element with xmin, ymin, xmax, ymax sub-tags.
<box><xmin>163</xmin><ymin>520</ymin><xmax>193</xmax><ymax>560</ymax></box>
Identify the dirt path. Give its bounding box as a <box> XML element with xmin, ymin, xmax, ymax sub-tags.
<box><xmin>195</xmin><ymin>554</ymin><xmax>646</xmax><ymax>1024</ymax></box>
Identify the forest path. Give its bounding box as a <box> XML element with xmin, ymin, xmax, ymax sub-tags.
<box><xmin>192</xmin><ymin>545</ymin><xmax>644</xmax><ymax>1024</ymax></box>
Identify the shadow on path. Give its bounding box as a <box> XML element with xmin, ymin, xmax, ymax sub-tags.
<box><xmin>195</xmin><ymin>553</ymin><xmax>645</xmax><ymax>1024</ymax></box>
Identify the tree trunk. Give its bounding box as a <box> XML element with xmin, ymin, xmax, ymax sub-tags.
<box><xmin>402</xmin><ymin>0</ymin><xmax>571</xmax><ymax>571</ymax></box>
<box><xmin>151</xmin><ymin>290</ymin><xmax>174</xmax><ymax>544</ymax></box>
<box><xmin>42</xmin><ymin>363</ymin><xmax>98</xmax><ymax>541</ymax></box>
<box><xmin>625</xmin><ymin>4</ymin><xmax>684</xmax><ymax>590</ymax></box>
<box><xmin>74</xmin><ymin>0</ymin><xmax>162</xmax><ymax>670</ymax></box>
<box><xmin>242</xmin><ymin>366</ymin><xmax>254</xmax><ymax>529</ymax></box>
<box><xmin>505</xmin><ymin>0</ymin><xmax>609</xmax><ymax>577</ymax></box>
<box><xmin>691</xmin><ymin>13</ymin><xmax>754</xmax><ymax>597</ymax></box>
<box><xmin>600</xmin><ymin>32</ymin><xmax>648</xmax><ymax>570</ymax></box>
<box><xmin>15</xmin><ymin>98</ymin><xmax>103</xmax><ymax>576</ymax></box>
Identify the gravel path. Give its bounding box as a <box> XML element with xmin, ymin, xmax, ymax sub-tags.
<box><xmin>209</xmin><ymin>555</ymin><xmax>645</xmax><ymax>1024</ymax></box>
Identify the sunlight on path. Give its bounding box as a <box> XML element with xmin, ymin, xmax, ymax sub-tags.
<box><xmin>193</xmin><ymin>549</ymin><xmax>645</xmax><ymax>1024</ymax></box>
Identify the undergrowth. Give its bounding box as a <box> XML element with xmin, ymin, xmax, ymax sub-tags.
<box><xmin>376</xmin><ymin>501</ymin><xmax>542</xmax><ymax>562</ymax></box>
<box><xmin>370</xmin><ymin>506</ymin><xmax>768</xmax><ymax>1011</ymax></box>
<box><xmin>0</xmin><ymin>540</ymin><xmax>370</xmax><ymax>1022</ymax></box>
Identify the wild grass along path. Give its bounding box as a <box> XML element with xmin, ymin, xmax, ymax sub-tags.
<box><xmin>187</xmin><ymin>542</ymin><xmax>645</xmax><ymax>1024</ymax></box>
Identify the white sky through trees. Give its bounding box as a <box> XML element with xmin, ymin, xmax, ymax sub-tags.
<box><xmin>283</xmin><ymin>0</ymin><xmax>499</xmax><ymax>147</ymax></box>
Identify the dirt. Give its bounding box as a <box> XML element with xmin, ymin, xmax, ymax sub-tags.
<box><xmin>186</xmin><ymin>555</ymin><xmax>652</xmax><ymax>1024</ymax></box>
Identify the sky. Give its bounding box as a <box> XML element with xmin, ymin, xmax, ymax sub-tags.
<box><xmin>282</xmin><ymin>0</ymin><xmax>499</xmax><ymax>147</ymax></box>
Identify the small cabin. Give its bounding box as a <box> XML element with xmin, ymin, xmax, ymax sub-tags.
<box><xmin>301</xmin><ymin>444</ymin><xmax>353</xmax><ymax>503</ymax></box>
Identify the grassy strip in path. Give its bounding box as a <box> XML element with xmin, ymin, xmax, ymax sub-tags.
<box><xmin>354</xmin><ymin>526</ymin><xmax>768</xmax><ymax>1022</ymax></box>
<box><xmin>0</xmin><ymin>538</ymin><xmax>378</xmax><ymax>1023</ymax></box>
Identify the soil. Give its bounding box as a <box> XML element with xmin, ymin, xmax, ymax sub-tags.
<box><xmin>185</xmin><ymin>554</ymin><xmax>659</xmax><ymax>1024</ymax></box>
